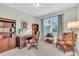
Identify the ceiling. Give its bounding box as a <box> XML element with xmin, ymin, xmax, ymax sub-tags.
<box><xmin>2</xmin><ymin>3</ymin><xmax>76</xmax><ymax>18</ymax></box>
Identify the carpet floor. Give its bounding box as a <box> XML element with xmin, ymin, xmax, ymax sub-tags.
<box><xmin>0</xmin><ymin>40</ymin><xmax>79</xmax><ymax>56</ymax></box>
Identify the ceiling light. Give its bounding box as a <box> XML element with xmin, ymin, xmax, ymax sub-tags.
<box><xmin>33</xmin><ymin>3</ymin><xmax>40</xmax><ymax>7</ymax></box>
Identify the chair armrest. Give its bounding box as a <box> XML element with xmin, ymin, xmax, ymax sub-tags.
<box><xmin>57</xmin><ymin>38</ymin><xmax>63</xmax><ymax>41</ymax></box>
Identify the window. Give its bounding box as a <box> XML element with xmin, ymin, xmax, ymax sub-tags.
<box><xmin>43</xmin><ymin>16</ymin><xmax>58</xmax><ymax>36</ymax></box>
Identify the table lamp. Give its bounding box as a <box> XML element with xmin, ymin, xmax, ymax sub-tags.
<box><xmin>67</xmin><ymin>21</ymin><xmax>79</xmax><ymax>56</ymax></box>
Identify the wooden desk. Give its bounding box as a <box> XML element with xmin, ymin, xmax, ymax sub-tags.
<box><xmin>16</xmin><ymin>35</ymin><xmax>32</xmax><ymax>49</ymax></box>
<box><xmin>25</xmin><ymin>35</ymin><xmax>32</xmax><ymax>43</ymax></box>
<box><xmin>16</xmin><ymin>36</ymin><xmax>26</xmax><ymax>49</ymax></box>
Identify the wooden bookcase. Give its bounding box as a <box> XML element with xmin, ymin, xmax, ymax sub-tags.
<box><xmin>0</xmin><ymin>17</ymin><xmax>16</xmax><ymax>53</ymax></box>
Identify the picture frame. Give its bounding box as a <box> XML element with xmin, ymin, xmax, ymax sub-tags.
<box><xmin>21</xmin><ymin>21</ymin><xmax>27</xmax><ymax>28</ymax></box>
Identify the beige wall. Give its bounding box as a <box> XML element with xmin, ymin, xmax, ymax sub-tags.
<box><xmin>0</xmin><ymin>4</ymin><xmax>41</xmax><ymax>38</ymax></box>
<box><xmin>77</xmin><ymin>4</ymin><xmax>79</xmax><ymax>19</ymax></box>
<box><xmin>76</xmin><ymin>3</ymin><xmax>79</xmax><ymax>53</ymax></box>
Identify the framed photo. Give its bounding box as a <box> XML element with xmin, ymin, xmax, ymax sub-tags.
<box><xmin>21</xmin><ymin>21</ymin><xmax>27</xmax><ymax>28</ymax></box>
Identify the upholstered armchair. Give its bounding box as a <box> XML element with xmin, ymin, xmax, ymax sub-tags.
<box><xmin>56</xmin><ymin>32</ymin><xmax>76</xmax><ymax>53</ymax></box>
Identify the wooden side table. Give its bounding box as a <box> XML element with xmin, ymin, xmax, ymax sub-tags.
<box><xmin>45</xmin><ymin>37</ymin><xmax>54</xmax><ymax>44</ymax></box>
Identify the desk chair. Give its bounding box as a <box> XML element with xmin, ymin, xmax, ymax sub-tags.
<box><xmin>28</xmin><ymin>31</ymin><xmax>40</xmax><ymax>49</ymax></box>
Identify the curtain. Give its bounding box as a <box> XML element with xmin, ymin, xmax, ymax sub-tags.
<box><xmin>58</xmin><ymin>15</ymin><xmax>63</xmax><ymax>38</ymax></box>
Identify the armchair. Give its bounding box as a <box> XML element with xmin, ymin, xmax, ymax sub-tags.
<box><xmin>56</xmin><ymin>32</ymin><xmax>76</xmax><ymax>53</ymax></box>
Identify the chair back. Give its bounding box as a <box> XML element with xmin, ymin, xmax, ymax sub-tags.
<box><xmin>63</xmin><ymin>32</ymin><xmax>76</xmax><ymax>42</ymax></box>
<box><xmin>36</xmin><ymin>31</ymin><xmax>40</xmax><ymax>40</ymax></box>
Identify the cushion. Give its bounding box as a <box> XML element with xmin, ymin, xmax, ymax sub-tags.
<box><xmin>65</xmin><ymin>41</ymin><xmax>73</xmax><ymax>47</ymax></box>
<box><xmin>57</xmin><ymin>41</ymin><xmax>65</xmax><ymax>45</ymax></box>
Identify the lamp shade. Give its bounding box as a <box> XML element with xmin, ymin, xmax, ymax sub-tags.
<box><xmin>67</xmin><ymin>21</ymin><xmax>79</xmax><ymax>29</ymax></box>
